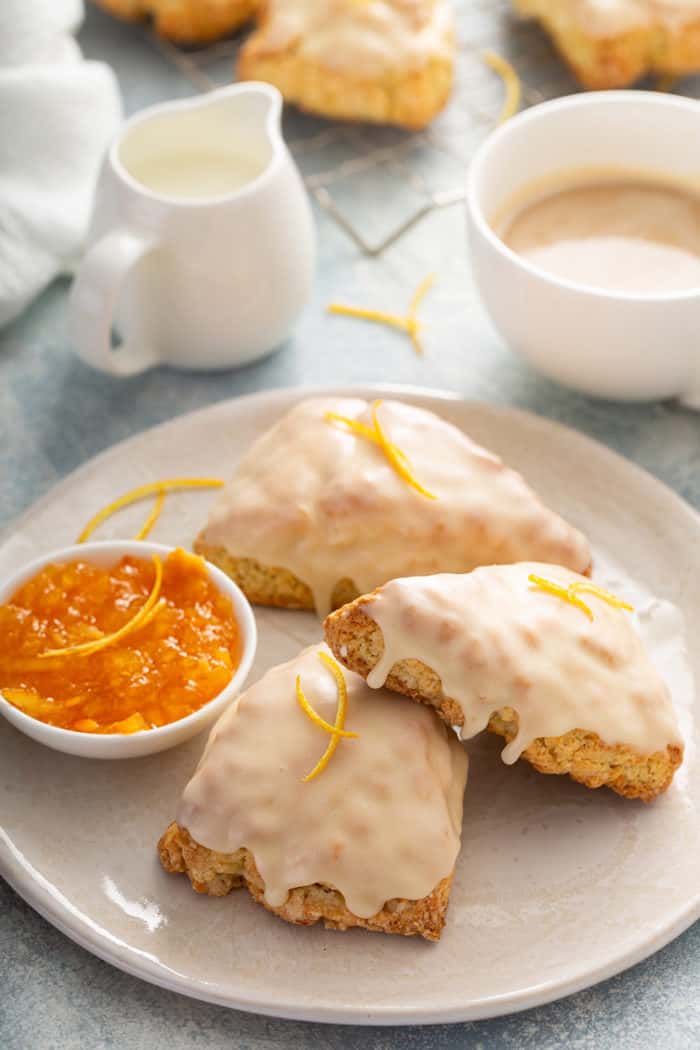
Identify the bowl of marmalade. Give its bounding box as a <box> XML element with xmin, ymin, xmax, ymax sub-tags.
<box><xmin>0</xmin><ymin>541</ymin><xmax>257</xmax><ymax>758</ymax></box>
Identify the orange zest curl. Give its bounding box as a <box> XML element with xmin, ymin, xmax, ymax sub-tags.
<box><xmin>328</xmin><ymin>273</ymin><xmax>435</xmax><ymax>355</ymax></box>
<box><xmin>296</xmin><ymin>674</ymin><xmax>358</xmax><ymax>739</ymax></box>
<box><xmin>406</xmin><ymin>273</ymin><xmax>435</xmax><ymax>355</ymax></box>
<box><xmin>77</xmin><ymin>478</ymin><xmax>225</xmax><ymax>544</ymax></box>
<box><xmin>528</xmin><ymin>574</ymin><xmax>593</xmax><ymax>620</ymax></box>
<box><xmin>528</xmin><ymin>574</ymin><xmax>634</xmax><ymax>621</ymax></box>
<box><xmin>483</xmin><ymin>51</ymin><xmax>522</xmax><ymax>124</ymax></box>
<box><xmin>371</xmin><ymin>401</ymin><xmax>437</xmax><ymax>500</ymax></box>
<box><xmin>325</xmin><ymin>399</ymin><xmax>437</xmax><ymax>501</ymax></box>
<box><xmin>39</xmin><ymin>555</ymin><xmax>164</xmax><ymax>659</ymax></box>
<box><xmin>569</xmin><ymin>581</ymin><xmax>634</xmax><ymax>613</ymax></box>
<box><xmin>324</xmin><ymin>414</ymin><xmax>378</xmax><ymax>444</ymax></box>
<box><xmin>302</xmin><ymin>652</ymin><xmax>357</xmax><ymax>783</ymax></box>
<box><xmin>133</xmin><ymin>487</ymin><xmax>166</xmax><ymax>541</ymax></box>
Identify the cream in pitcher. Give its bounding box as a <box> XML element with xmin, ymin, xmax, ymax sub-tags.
<box><xmin>124</xmin><ymin>145</ymin><xmax>266</xmax><ymax>200</ymax></box>
<box><xmin>69</xmin><ymin>83</ymin><xmax>315</xmax><ymax>375</ymax></box>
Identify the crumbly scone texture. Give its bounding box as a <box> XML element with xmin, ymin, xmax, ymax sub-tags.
<box><xmin>194</xmin><ymin>539</ymin><xmax>589</xmax><ymax>612</ymax></box>
<box><xmin>324</xmin><ymin>594</ymin><xmax>683</xmax><ymax>802</ymax></box>
<box><xmin>238</xmin><ymin>23</ymin><xmax>454</xmax><ymax>129</ymax></box>
<box><xmin>194</xmin><ymin>538</ymin><xmax>360</xmax><ymax>611</ymax></box>
<box><xmin>514</xmin><ymin>0</ymin><xmax>700</xmax><ymax>88</ymax></box>
<box><xmin>158</xmin><ymin>822</ymin><xmax>452</xmax><ymax>940</ymax></box>
<box><xmin>93</xmin><ymin>0</ymin><xmax>258</xmax><ymax>43</ymax></box>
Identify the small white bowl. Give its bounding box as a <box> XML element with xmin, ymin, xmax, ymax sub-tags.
<box><xmin>467</xmin><ymin>91</ymin><xmax>700</xmax><ymax>405</ymax></box>
<box><xmin>0</xmin><ymin>540</ymin><xmax>257</xmax><ymax>759</ymax></box>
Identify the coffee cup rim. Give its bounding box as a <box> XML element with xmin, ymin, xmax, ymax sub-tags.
<box><xmin>467</xmin><ymin>90</ymin><xmax>700</xmax><ymax>304</ymax></box>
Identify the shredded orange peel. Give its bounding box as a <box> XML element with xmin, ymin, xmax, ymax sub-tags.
<box><xmin>483</xmin><ymin>51</ymin><xmax>522</xmax><ymax>124</ymax></box>
<box><xmin>328</xmin><ymin>273</ymin><xmax>435</xmax><ymax>355</ymax></box>
<box><xmin>77</xmin><ymin>478</ymin><xmax>225</xmax><ymax>544</ymax></box>
<box><xmin>325</xmin><ymin>399</ymin><xmax>437</xmax><ymax>500</ymax></box>
<box><xmin>133</xmin><ymin>487</ymin><xmax>166</xmax><ymax>541</ymax></box>
<box><xmin>296</xmin><ymin>676</ymin><xmax>358</xmax><ymax>739</ymax></box>
<box><xmin>38</xmin><ymin>555</ymin><xmax>165</xmax><ymax>660</ymax></box>
<box><xmin>528</xmin><ymin>574</ymin><xmax>634</xmax><ymax>621</ymax></box>
<box><xmin>300</xmin><ymin>652</ymin><xmax>357</xmax><ymax>783</ymax></box>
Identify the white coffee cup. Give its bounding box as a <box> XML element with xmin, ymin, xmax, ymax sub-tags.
<box><xmin>69</xmin><ymin>83</ymin><xmax>315</xmax><ymax>375</ymax></box>
<box><xmin>467</xmin><ymin>92</ymin><xmax>700</xmax><ymax>405</ymax></box>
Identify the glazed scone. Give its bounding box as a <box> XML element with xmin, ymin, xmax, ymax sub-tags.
<box><xmin>237</xmin><ymin>0</ymin><xmax>456</xmax><ymax>129</ymax></box>
<box><xmin>93</xmin><ymin>0</ymin><xmax>258</xmax><ymax>43</ymax></box>
<box><xmin>158</xmin><ymin>643</ymin><xmax>468</xmax><ymax>940</ymax></box>
<box><xmin>159</xmin><ymin>825</ymin><xmax>455</xmax><ymax>938</ymax></box>
<box><xmin>324</xmin><ymin>564</ymin><xmax>684</xmax><ymax>801</ymax></box>
<box><xmin>514</xmin><ymin>0</ymin><xmax>700</xmax><ymax>88</ymax></box>
<box><xmin>194</xmin><ymin>397</ymin><xmax>592</xmax><ymax>617</ymax></box>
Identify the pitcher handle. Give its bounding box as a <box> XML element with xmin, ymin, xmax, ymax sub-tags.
<box><xmin>69</xmin><ymin>229</ymin><xmax>160</xmax><ymax>377</ymax></box>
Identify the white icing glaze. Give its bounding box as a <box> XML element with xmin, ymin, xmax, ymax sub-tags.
<box><xmin>202</xmin><ymin>398</ymin><xmax>592</xmax><ymax>617</ymax></box>
<box><xmin>519</xmin><ymin>0</ymin><xmax>700</xmax><ymax>37</ymax></box>
<box><xmin>177</xmin><ymin>643</ymin><xmax>468</xmax><ymax>918</ymax></box>
<box><xmin>361</xmin><ymin>563</ymin><xmax>683</xmax><ymax>760</ymax></box>
<box><xmin>252</xmin><ymin>0</ymin><xmax>454</xmax><ymax>77</ymax></box>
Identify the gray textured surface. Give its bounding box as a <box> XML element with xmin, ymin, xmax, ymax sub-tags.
<box><xmin>1</xmin><ymin>3</ymin><xmax>699</xmax><ymax>1047</ymax></box>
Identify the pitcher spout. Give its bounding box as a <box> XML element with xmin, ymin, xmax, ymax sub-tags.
<box><xmin>202</xmin><ymin>81</ymin><xmax>284</xmax><ymax>148</ymax></box>
<box><xmin>114</xmin><ymin>81</ymin><xmax>286</xmax><ymax>204</ymax></box>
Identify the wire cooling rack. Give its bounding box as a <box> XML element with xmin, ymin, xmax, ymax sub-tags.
<box><xmin>143</xmin><ymin>1</ymin><xmax>613</xmax><ymax>255</ymax></box>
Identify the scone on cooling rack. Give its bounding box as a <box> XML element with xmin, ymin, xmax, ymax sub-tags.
<box><xmin>158</xmin><ymin>643</ymin><xmax>468</xmax><ymax>940</ymax></box>
<box><xmin>237</xmin><ymin>0</ymin><xmax>456</xmax><ymax>129</ymax></box>
<box><xmin>193</xmin><ymin>397</ymin><xmax>592</xmax><ymax>617</ymax></box>
<box><xmin>324</xmin><ymin>563</ymin><xmax>684</xmax><ymax>801</ymax></box>
<box><xmin>514</xmin><ymin>0</ymin><xmax>700</xmax><ymax>88</ymax></box>
<box><xmin>93</xmin><ymin>0</ymin><xmax>258</xmax><ymax>43</ymax></box>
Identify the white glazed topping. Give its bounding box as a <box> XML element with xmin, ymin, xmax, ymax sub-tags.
<box><xmin>177</xmin><ymin>644</ymin><xmax>468</xmax><ymax>918</ymax></box>
<box><xmin>201</xmin><ymin>398</ymin><xmax>592</xmax><ymax>617</ymax></box>
<box><xmin>519</xmin><ymin>0</ymin><xmax>700</xmax><ymax>36</ymax></box>
<box><xmin>362</xmin><ymin>563</ymin><xmax>683</xmax><ymax>760</ymax></box>
<box><xmin>252</xmin><ymin>0</ymin><xmax>454</xmax><ymax>76</ymax></box>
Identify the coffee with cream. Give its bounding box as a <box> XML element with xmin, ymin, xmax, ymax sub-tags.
<box><xmin>495</xmin><ymin>171</ymin><xmax>700</xmax><ymax>294</ymax></box>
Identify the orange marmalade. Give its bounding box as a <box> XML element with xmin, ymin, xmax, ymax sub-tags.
<box><xmin>0</xmin><ymin>549</ymin><xmax>240</xmax><ymax>734</ymax></box>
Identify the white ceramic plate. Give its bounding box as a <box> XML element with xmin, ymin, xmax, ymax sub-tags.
<box><xmin>1</xmin><ymin>384</ymin><xmax>698</xmax><ymax>1025</ymax></box>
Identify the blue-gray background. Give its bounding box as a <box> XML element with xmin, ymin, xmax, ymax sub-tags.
<box><xmin>1</xmin><ymin>4</ymin><xmax>698</xmax><ymax>1047</ymax></box>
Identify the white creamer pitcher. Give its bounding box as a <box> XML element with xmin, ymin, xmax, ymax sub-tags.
<box><xmin>69</xmin><ymin>83</ymin><xmax>315</xmax><ymax>375</ymax></box>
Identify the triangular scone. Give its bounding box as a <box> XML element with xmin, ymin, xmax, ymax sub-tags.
<box><xmin>513</xmin><ymin>0</ymin><xmax>700</xmax><ymax>88</ymax></box>
<box><xmin>194</xmin><ymin>397</ymin><xmax>592</xmax><ymax>617</ymax></box>
<box><xmin>324</xmin><ymin>564</ymin><xmax>684</xmax><ymax>801</ymax></box>
<box><xmin>158</xmin><ymin>643</ymin><xmax>467</xmax><ymax>941</ymax></box>
<box><xmin>94</xmin><ymin>0</ymin><xmax>258</xmax><ymax>42</ymax></box>
<box><xmin>238</xmin><ymin>0</ymin><xmax>456</xmax><ymax>129</ymax></box>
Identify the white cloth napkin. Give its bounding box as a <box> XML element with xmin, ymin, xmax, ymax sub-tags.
<box><xmin>0</xmin><ymin>0</ymin><xmax>122</xmax><ymax>328</ymax></box>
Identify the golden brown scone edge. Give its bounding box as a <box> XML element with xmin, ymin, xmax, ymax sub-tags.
<box><xmin>324</xmin><ymin>592</ymin><xmax>683</xmax><ymax>802</ymax></box>
<box><xmin>159</xmin><ymin>822</ymin><xmax>452</xmax><ymax>940</ymax></box>
<box><xmin>238</xmin><ymin>30</ymin><xmax>454</xmax><ymax>129</ymax></box>
<box><xmin>193</xmin><ymin>538</ymin><xmax>589</xmax><ymax>615</ymax></box>
<box><xmin>194</xmin><ymin>538</ymin><xmax>360</xmax><ymax>611</ymax></box>
<box><xmin>93</xmin><ymin>0</ymin><xmax>258</xmax><ymax>43</ymax></box>
<box><xmin>514</xmin><ymin>0</ymin><xmax>700</xmax><ymax>88</ymax></box>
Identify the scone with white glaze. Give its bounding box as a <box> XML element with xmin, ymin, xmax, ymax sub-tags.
<box><xmin>324</xmin><ymin>564</ymin><xmax>684</xmax><ymax>801</ymax></box>
<box><xmin>514</xmin><ymin>0</ymin><xmax>700</xmax><ymax>88</ymax></box>
<box><xmin>194</xmin><ymin>397</ymin><xmax>592</xmax><ymax>617</ymax></box>
<box><xmin>159</xmin><ymin>643</ymin><xmax>468</xmax><ymax>940</ymax></box>
<box><xmin>237</xmin><ymin>0</ymin><xmax>456</xmax><ymax>129</ymax></box>
<box><xmin>93</xmin><ymin>0</ymin><xmax>258</xmax><ymax>43</ymax></box>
